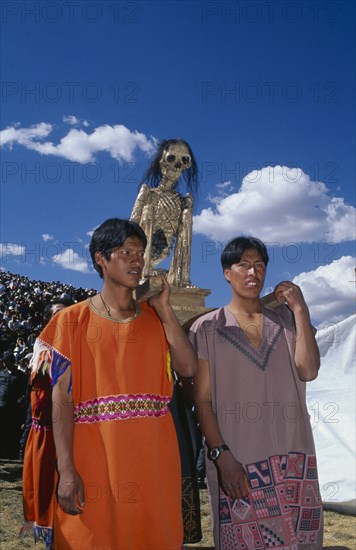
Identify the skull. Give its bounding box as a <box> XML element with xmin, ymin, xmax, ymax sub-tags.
<box><xmin>159</xmin><ymin>142</ymin><xmax>192</xmax><ymax>186</ymax></box>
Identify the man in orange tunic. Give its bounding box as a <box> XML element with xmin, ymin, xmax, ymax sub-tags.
<box><xmin>22</xmin><ymin>299</ymin><xmax>73</xmax><ymax>549</ymax></box>
<box><xmin>32</xmin><ymin>218</ymin><xmax>197</xmax><ymax>550</ymax></box>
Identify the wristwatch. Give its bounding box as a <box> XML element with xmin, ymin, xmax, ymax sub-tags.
<box><xmin>207</xmin><ymin>444</ymin><xmax>229</xmax><ymax>461</ymax></box>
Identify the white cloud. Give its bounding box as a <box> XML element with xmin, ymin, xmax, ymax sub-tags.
<box><xmin>193</xmin><ymin>166</ymin><xmax>355</xmax><ymax>244</ymax></box>
<box><xmin>63</xmin><ymin>115</ymin><xmax>90</xmax><ymax>127</ymax></box>
<box><xmin>1</xmin><ymin>122</ymin><xmax>157</xmax><ymax>164</ymax></box>
<box><xmin>50</xmin><ymin>248</ymin><xmax>90</xmax><ymax>273</ymax></box>
<box><xmin>0</xmin><ymin>242</ymin><xmax>25</xmax><ymax>257</ymax></box>
<box><xmin>63</xmin><ymin>115</ymin><xmax>80</xmax><ymax>125</ymax></box>
<box><xmin>0</xmin><ymin>122</ymin><xmax>53</xmax><ymax>148</ymax></box>
<box><xmin>216</xmin><ymin>181</ymin><xmax>234</xmax><ymax>193</ymax></box>
<box><xmin>292</xmin><ymin>256</ymin><xmax>355</xmax><ymax>326</ymax></box>
<box><xmin>42</xmin><ymin>234</ymin><xmax>54</xmax><ymax>242</ymax></box>
<box><xmin>207</xmin><ymin>180</ymin><xmax>234</xmax><ymax>204</ymax></box>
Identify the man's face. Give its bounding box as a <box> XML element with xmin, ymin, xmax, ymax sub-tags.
<box><xmin>224</xmin><ymin>249</ymin><xmax>266</xmax><ymax>299</ymax></box>
<box><xmin>95</xmin><ymin>236</ymin><xmax>145</xmax><ymax>289</ymax></box>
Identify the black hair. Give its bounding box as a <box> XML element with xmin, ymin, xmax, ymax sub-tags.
<box><xmin>221</xmin><ymin>236</ymin><xmax>269</xmax><ymax>270</ymax></box>
<box><xmin>89</xmin><ymin>218</ymin><xmax>147</xmax><ymax>278</ymax></box>
<box><xmin>141</xmin><ymin>139</ymin><xmax>199</xmax><ymax>198</ymax></box>
<box><xmin>43</xmin><ymin>297</ymin><xmax>75</xmax><ymax>322</ymax></box>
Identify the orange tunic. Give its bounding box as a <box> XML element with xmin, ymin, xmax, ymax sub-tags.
<box><xmin>35</xmin><ymin>299</ymin><xmax>182</xmax><ymax>550</ymax></box>
<box><xmin>22</xmin><ymin>369</ymin><xmax>57</xmax><ymax>549</ymax></box>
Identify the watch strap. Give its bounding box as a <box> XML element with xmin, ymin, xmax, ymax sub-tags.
<box><xmin>208</xmin><ymin>444</ymin><xmax>229</xmax><ymax>461</ymax></box>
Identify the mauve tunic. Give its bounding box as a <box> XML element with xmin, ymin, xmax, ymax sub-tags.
<box><xmin>189</xmin><ymin>304</ymin><xmax>323</xmax><ymax>550</ymax></box>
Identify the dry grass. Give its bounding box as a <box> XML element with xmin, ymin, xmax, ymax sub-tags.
<box><xmin>1</xmin><ymin>460</ymin><xmax>355</xmax><ymax>549</ymax></box>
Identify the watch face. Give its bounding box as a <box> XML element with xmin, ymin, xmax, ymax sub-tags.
<box><xmin>209</xmin><ymin>448</ymin><xmax>220</xmax><ymax>460</ymax></box>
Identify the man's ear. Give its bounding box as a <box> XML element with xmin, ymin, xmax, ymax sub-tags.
<box><xmin>95</xmin><ymin>251</ymin><xmax>105</xmax><ymax>269</ymax></box>
<box><xmin>223</xmin><ymin>268</ymin><xmax>231</xmax><ymax>284</ymax></box>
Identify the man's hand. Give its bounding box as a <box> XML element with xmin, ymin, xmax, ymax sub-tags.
<box><xmin>274</xmin><ymin>281</ymin><xmax>308</xmax><ymax>314</ymax></box>
<box><xmin>216</xmin><ymin>451</ymin><xmax>250</xmax><ymax>500</ymax></box>
<box><xmin>148</xmin><ymin>277</ymin><xmax>171</xmax><ymax>314</ymax></box>
<box><xmin>57</xmin><ymin>468</ymin><xmax>85</xmax><ymax>515</ymax></box>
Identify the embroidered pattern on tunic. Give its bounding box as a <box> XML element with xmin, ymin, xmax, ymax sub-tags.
<box><xmin>32</xmin><ymin>339</ymin><xmax>71</xmax><ymax>390</ymax></box>
<box><xmin>34</xmin><ymin>523</ymin><xmax>53</xmax><ymax>550</ymax></box>
<box><xmin>217</xmin><ymin>325</ymin><xmax>283</xmax><ymax>372</ymax></box>
<box><xmin>31</xmin><ymin>419</ymin><xmax>51</xmax><ymax>431</ymax></box>
<box><xmin>74</xmin><ymin>393</ymin><xmax>171</xmax><ymax>423</ymax></box>
<box><xmin>219</xmin><ymin>453</ymin><xmax>322</xmax><ymax>549</ymax></box>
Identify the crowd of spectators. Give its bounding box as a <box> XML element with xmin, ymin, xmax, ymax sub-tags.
<box><xmin>0</xmin><ymin>270</ymin><xmax>96</xmax><ymax>459</ymax></box>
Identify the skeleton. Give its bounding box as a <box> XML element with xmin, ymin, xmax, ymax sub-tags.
<box><xmin>130</xmin><ymin>140</ymin><xmax>197</xmax><ymax>287</ymax></box>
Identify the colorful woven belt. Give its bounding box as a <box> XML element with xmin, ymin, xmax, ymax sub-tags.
<box><xmin>74</xmin><ymin>393</ymin><xmax>171</xmax><ymax>423</ymax></box>
<box><xmin>31</xmin><ymin>418</ymin><xmax>52</xmax><ymax>431</ymax></box>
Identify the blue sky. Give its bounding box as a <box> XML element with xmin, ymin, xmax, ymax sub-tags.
<box><xmin>1</xmin><ymin>0</ymin><xmax>355</xmax><ymax>326</ymax></box>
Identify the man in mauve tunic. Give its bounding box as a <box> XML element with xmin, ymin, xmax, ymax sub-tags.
<box><xmin>189</xmin><ymin>236</ymin><xmax>323</xmax><ymax>549</ymax></box>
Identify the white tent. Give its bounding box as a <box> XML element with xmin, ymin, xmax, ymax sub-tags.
<box><xmin>306</xmin><ymin>314</ymin><xmax>356</xmax><ymax>515</ymax></box>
